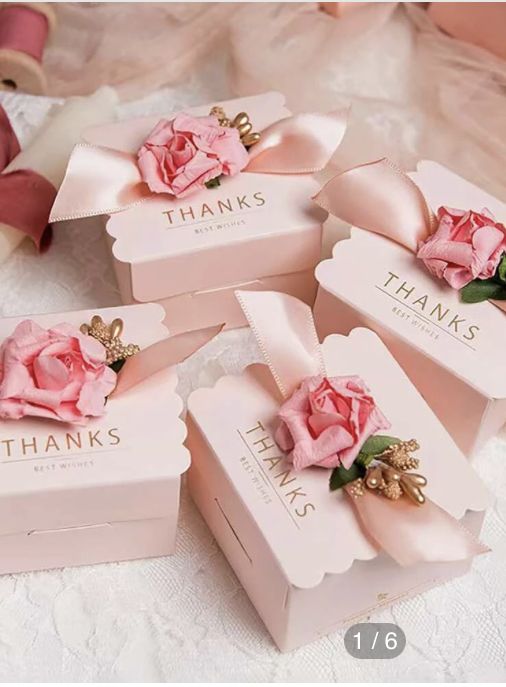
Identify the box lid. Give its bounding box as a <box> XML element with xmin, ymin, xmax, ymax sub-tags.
<box><xmin>188</xmin><ymin>327</ymin><xmax>490</xmax><ymax>590</ymax></box>
<box><xmin>84</xmin><ymin>93</ymin><xmax>324</xmax><ymax>301</ymax></box>
<box><xmin>0</xmin><ymin>303</ymin><xmax>190</xmax><ymax>536</ymax></box>
<box><xmin>316</xmin><ymin>161</ymin><xmax>506</xmax><ymax>400</ymax></box>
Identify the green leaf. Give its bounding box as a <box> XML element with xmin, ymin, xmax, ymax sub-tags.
<box><xmin>329</xmin><ymin>461</ymin><xmax>366</xmax><ymax>491</ymax></box>
<box><xmin>356</xmin><ymin>451</ymin><xmax>376</xmax><ymax>468</ymax></box>
<box><xmin>460</xmin><ymin>278</ymin><xmax>506</xmax><ymax>303</ymax></box>
<box><xmin>358</xmin><ymin>435</ymin><xmax>401</xmax><ymax>457</ymax></box>
<box><xmin>205</xmin><ymin>176</ymin><xmax>221</xmax><ymax>189</ymax></box>
<box><xmin>497</xmin><ymin>254</ymin><xmax>506</xmax><ymax>284</ymax></box>
<box><xmin>109</xmin><ymin>359</ymin><xmax>126</xmax><ymax>374</ymax></box>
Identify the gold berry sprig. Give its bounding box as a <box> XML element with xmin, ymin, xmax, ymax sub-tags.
<box><xmin>81</xmin><ymin>315</ymin><xmax>140</xmax><ymax>369</ymax></box>
<box><xmin>209</xmin><ymin>106</ymin><xmax>261</xmax><ymax>148</ymax></box>
<box><xmin>330</xmin><ymin>436</ymin><xmax>427</xmax><ymax>506</ymax></box>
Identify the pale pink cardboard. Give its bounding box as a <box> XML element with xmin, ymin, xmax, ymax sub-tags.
<box><xmin>314</xmin><ymin>161</ymin><xmax>506</xmax><ymax>457</ymax></box>
<box><xmin>84</xmin><ymin>92</ymin><xmax>325</xmax><ymax>334</ymax></box>
<box><xmin>0</xmin><ymin>303</ymin><xmax>190</xmax><ymax>575</ymax></box>
<box><xmin>186</xmin><ymin>326</ymin><xmax>489</xmax><ymax>651</ymax></box>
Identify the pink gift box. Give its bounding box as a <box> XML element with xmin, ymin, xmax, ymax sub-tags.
<box><xmin>187</xmin><ymin>291</ymin><xmax>489</xmax><ymax>651</ymax></box>
<box><xmin>314</xmin><ymin>161</ymin><xmax>506</xmax><ymax>457</ymax></box>
<box><xmin>0</xmin><ymin>303</ymin><xmax>189</xmax><ymax>575</ymax></box>
<box><xmin>84</xmin><ymin>92</ymin><xmax>324</xmax><ymax>334</ymax></box>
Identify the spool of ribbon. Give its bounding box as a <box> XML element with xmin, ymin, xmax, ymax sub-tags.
<box><xmin>0</xmin><ymin>86</ymin><xmax>119</xmax><ymax>263</ymax></box>
<box><xmin>48</xmin><ymin>109</ymin><xmax>349</xmax><ymax>222</ymax></box>
<box><xmin>313</xmin><ymin>158</ymin><xmax>506</xmax><ymax>312</ymax></box>
<box><xmin>0</xmin><ymin>3</ymin><xmax>56</xmax><ymax>94</ymax></box>
<box><xmin>235</xmin><ymin>289</ymin><xmax>488</xmax><ymax>567</ymax></box>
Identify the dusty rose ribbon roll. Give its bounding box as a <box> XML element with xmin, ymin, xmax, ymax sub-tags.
<box><xmin>0</xmin><ymin>103</ymin><xmax>55</xmax><ymax>250</ymax></box>
<box><xmin>49</xmin><ymin>110</ymin><xmax>348</xmax><ymax>222</ymax></box>
<box><xmin>0</xmin><ymin>3</ymin><xmax>55</xmax><ymax>94</ymax></box>
<box><xmin>235</xmin><ymin>289</ymin><xmax>487</xmax><ymax>567</ymax></box>
<box><xmin>0</xmin><ymin>5</ymin><xmax>49</xmax><ymax>64</ymax></box>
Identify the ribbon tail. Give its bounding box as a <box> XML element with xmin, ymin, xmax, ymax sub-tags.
<box><xmin>111</xmin><ymin>324</ymin><xmax>223</xmax><ymax>397</ymax></box>
<box><xmin>236</xmin><ymin>290</ymin><xmax>325</xmax><ymax>399</ymax></box>
<box><xmin>345</xmin><ymin>486</ymin><xmax>488</xmax><ymax>566</ymax></box>
<box><xmin>313</xmin><ymin>158</ymin><xmax>433</xmax><ymax>253</ymax></box>
<box><xmin>0</xmin><ymin>104</ymin><xmax>21</xmax><ymax>171</ymax></box>
<box><xmin>49</xmin><ymin>144</ymin><xmax>152</xmax><ymax>222</ymax></box>
<box><xmin>246</xmin><ymin>110</ymin><xmax>348</xmax><ymax>175</ymax></box>
<box><xmin>492</xmin><ymin>299</ymin><xmax>506</xmax><ymax>314</ymax></box>
<box><xmin>0</xmin><ymin>170</ymin><xmax>55</xmax><ymax>250</ymax></box>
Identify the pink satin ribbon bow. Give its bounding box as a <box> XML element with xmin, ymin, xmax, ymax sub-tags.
<box><xmin>49</xmin><ymin>110</ymin><xmax>348</xmax><ymax>222</ymax></box>
<box><xmin>236</xmin><ymin>289</ymin><xmax>487</xmax><ymax>567</ymax></box>
<box><xmin>0</xmin><ymin>104</ymin><xmax>55</xmax><ymax>250</ymax></box>
<box><xmin>313</xmin><ymin>158</ymin><xmax>506</xmax><ymax>313</ymax></box>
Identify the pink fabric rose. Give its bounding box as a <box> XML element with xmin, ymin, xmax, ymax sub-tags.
<box><xmin>275</xmin><ymin>375</ymin><xmax>391</xmax><ymax>471</ymax></box>
<box><xmin>137</xmin><ymin>113</ymin><xmax>249</xmax><ymax>198</ymax></box>
<box><xmin>416</xmin><ymin>207</ymin><xmax>506</xmax><ymax>290</ymax></box>
<box><xmin>0</xmin><ymin>320</ymin><xmax>117</xmax><ymax>425</ymax></box>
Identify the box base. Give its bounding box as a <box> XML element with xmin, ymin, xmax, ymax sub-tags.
<box><xmin>0</xmin><ymin>516</ymin><xmax>176</xmax><ymax>575</ymax></box>
<box><xmin>187</xmin><ymin>414</ymin><xmax>484</xmax><ymax>652</ymax></box>
<box><xmin>116</xmin><ymin>268</ymin><xmax>317</xmax><ymax>335</ymax></box>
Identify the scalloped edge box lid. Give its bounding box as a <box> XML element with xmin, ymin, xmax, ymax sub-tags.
<box><xmin>84</xmin><ymin>92</ymin><xmax>325</xmax><ymax>303</ymax></box>
<box><xmin>0</xmin><ymin>303</ymin><xmax>190</xmax><ymax>574</ymax></box>
<box><xmin>315</xmin><ymin>160</ymin><xmax>506</xmax><ymax>456</ymax></box>
<box><xmin>186</xmin><ymin>327</ymin><xmax>490</xmax><ymax>651</ymax></box>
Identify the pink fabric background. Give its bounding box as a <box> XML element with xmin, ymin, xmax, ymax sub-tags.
<box><xmin>41</xmin><ymin>2</ymin><xmax>506</xmax><ymax>204</ymax></box>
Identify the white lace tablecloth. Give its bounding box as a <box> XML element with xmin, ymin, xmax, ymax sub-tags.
<box><xmin>0</xmin><ymin>83</ymin><xmax>505</xmax><ymax>683</ymax></box>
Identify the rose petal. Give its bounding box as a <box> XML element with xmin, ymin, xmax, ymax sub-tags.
<box><xmin>418</xmin><ymin>207</ymin><xmax>506</xmax><ymax>290</ymax></box>
<box><xmin>137</xmin><ymin>113</ymin><xmax>246</xmax><ymax>198</ymax></box>
<box><xmin>276</xmin><ymin>373</ymin><xmax>391</xmax><ymax>472</ymax></box>
<box><xmin>33</xmin><ymin>355</ymin><xmax>70</xmax><ymax>391</ymax></box>
<box><xmin>471</xmin><ymin>226</ymin><xmax>506</xmax><ymax>279</ymax></box>
<box><xmin>138</xmin><ymin>149</ymin><xmax>173</xmax><ymax>194</ymax></box>
<box><xmin>0</xmin><ymin>361</ymin><xmax>33</xmax><ymax>399</ymax></box>
<box><xmin>274</xmin><ymin>421</ymin><xmax>295</xmax><ymax>452</ymax></box>
<box><xmin>212</xmin><ymin>128</ymin><xmax>249</xmax><ymax>176</ymax></box>
<box><xmin>0</xmin><ymin>319</ymin><xmax>119</xmax><ymax>424</ymax></box>
<box><xmin>292</xmin><ymin>423</ymin><xmax>355</xmax><ymax>470</ymax></box>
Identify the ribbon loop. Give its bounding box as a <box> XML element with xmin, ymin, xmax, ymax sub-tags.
<box><xmin>313</xmin><ymin>158</ymin><xmax>433</xmax><ymax>253</ymax></box>
<box><xmin>247</xmin><ymin>111</ymin><xmax>348</xmax><ymax>175</ymax></box>
<box><xmin>49</xmin><ymin>144</ymin><xmax>151</xmax><ymax>222</ymax></box>
<box><xmin>236</xmin><ymin>290</ymin><xmax>325</xmax><ymax>399</ymax></box>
